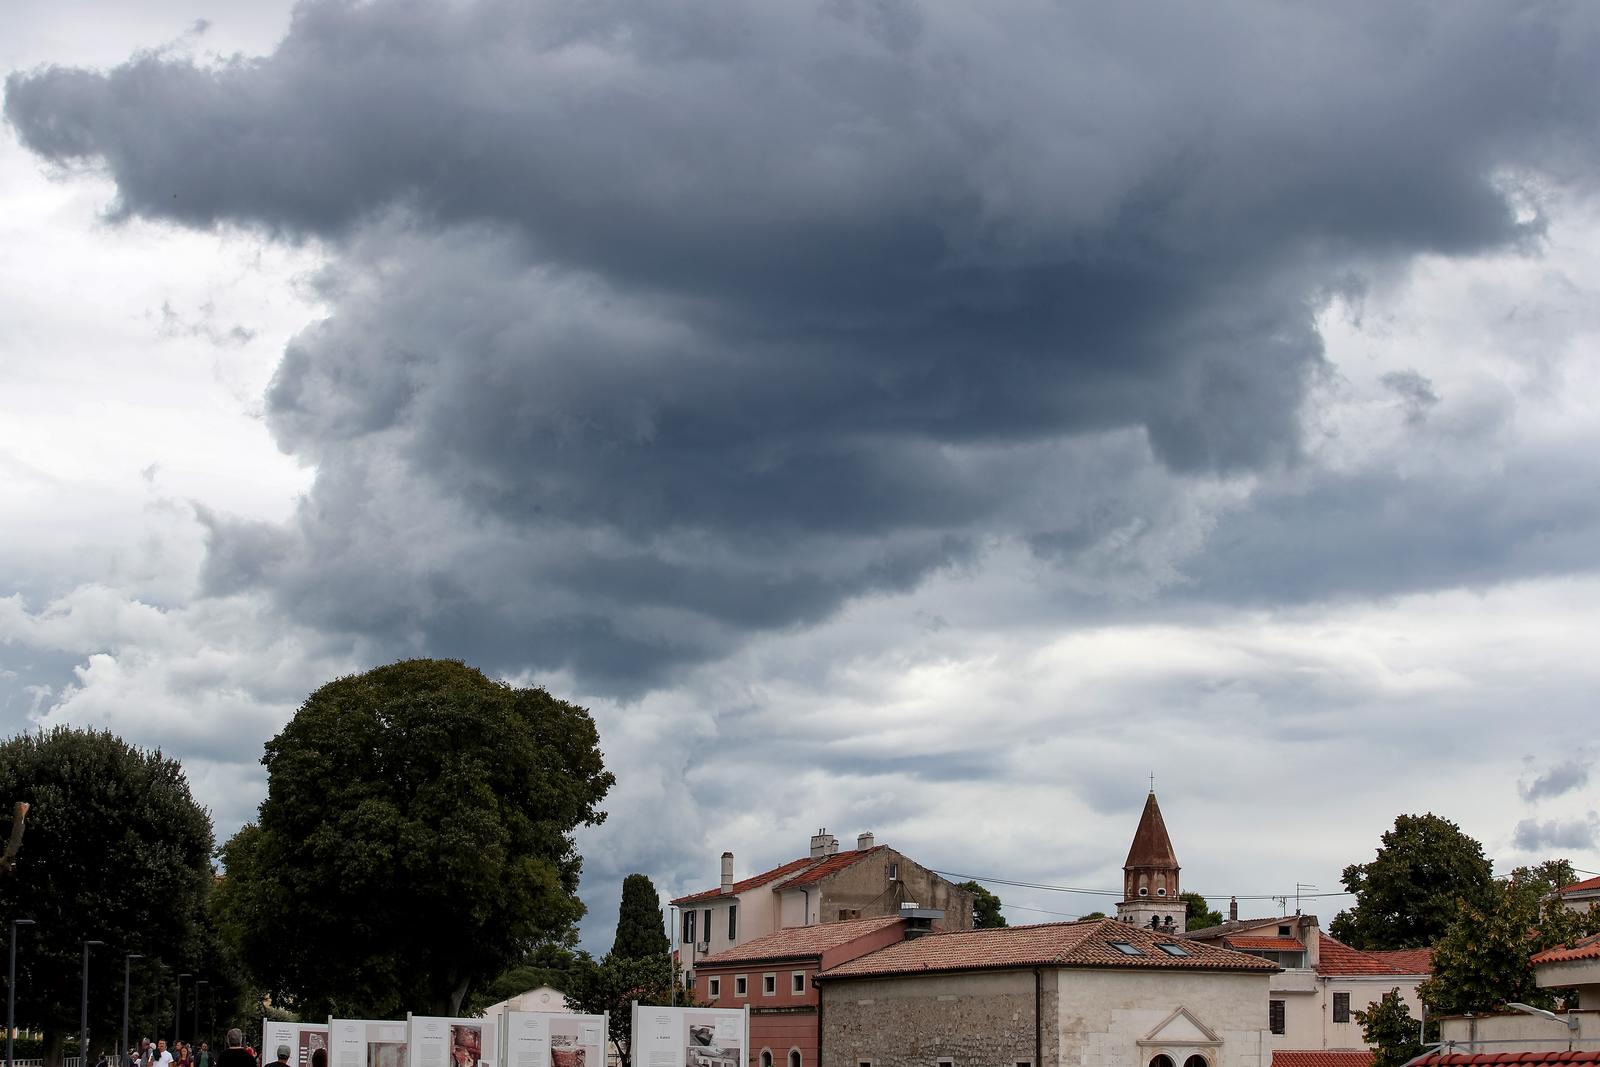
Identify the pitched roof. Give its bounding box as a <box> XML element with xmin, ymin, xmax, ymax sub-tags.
<box><xmin>779</xmin><ymin>845</ymin><xmax>884</xmax><ymax>888</ymax></box>
<box><xmin>696</xmin><ymin>916</ymin><xmax>904</xmax><ymax>966</ymax></box>
<box><xmin>1557</xmin><ymin>875</ymin><xmax>1600</xmax><ymax>896</ymax></box>
<box><xmin>1410</xmin><ymin>1054</ymin><xmax>1600</xmax><ymax>1067</ymax></box>
<box><xmin>1317</xmin><ymin>934</ymin><xmax>1417</xmax><ymax>976</ymax></box>
<box><xmin>1227</xmin><ymin>936</ymin><xmax>1306</xmax><ymax>952</ymax></box>
<box><xmin>1272</xmin><ymin>1052</ymin><xmax>1374</xmax><ymax>1067</ymax></box>
<box><xmin>1124</xmin><ymin>791</ymin><xmax>1179</xmax><ymax>870</ymax></box>
<box><xmin>672</xmin><ymin>856</ymin><xmax>819</xmax><ymax>905</ymax></box>
<box><xmin>1532</xmin><ymin>932</ymin><xmax>1600</xmax><ymax>965</ymax></box>
<box><xmin>1365</xmin><ymin>947</ymin><xmax>1434</xmax><ymax>974</ymax></box>
<box><xmin>820</xmin><ymin>917</ymin><xmax>1278</xmax><ymax>980</ymax></box>
<box><xmin>1187</xmin><ymin>915</ymin><xmax>1309</xmax><ymax>941</ymax></box>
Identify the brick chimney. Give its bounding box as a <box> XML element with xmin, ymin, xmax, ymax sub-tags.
<box><xmin>720</xmin><ymin>852</ymin><xmax>734</xmax><ymax>894</ymax></box>
<box><xmin>857</xmin><ymin>832</ymin><xmax>875</xmax><ymax>851</ymax></box>
<box><xmin>1229</xmin><ymin>896</ymin><xmax>1238</xmax><ymax>923</ymax></box>
<box><xmin>810</xmin><ymin>829</ymin><xmax>838</xmax><ymax>858</ymax></box>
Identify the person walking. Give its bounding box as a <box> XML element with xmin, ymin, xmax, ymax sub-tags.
<box><xmin>196</xmin><ymin>1043</ymin><xmax>212</xmax><ymax>1067</ymax></box>
<box><xmin>216</xmin><ymin>1030</ymin><xmax>255</xmax><ymax>1067</ymax></box>
<box><xmin>272</xmin><ymin>1046</ymin><xmax>291</xmax><ymax>1067</ymax></box>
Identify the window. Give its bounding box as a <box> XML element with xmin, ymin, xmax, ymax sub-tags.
<box><xmin>1149</xmin><ymin>1057</ymin><xmax>1175</xmax><ymax>1067</ymax></box>
<box><xmin>789</xmin><ymin>1051</ymin><xmax>802</xmax><ymax>1067</ymax></box>
<box><xmin>703</xmin><ymin>909</ymin><xmax>712</xmax><ymax>939</ymax></box>
<box><xmin>684</xmin><ymin>909</ymin><xmax>696</xmax><ymax>944</ymax></box>
<box><xmin>708</xmin><ymin>977</ymin><xmax>721</xmax><ymax>998</ymax></box>
<box><xmin>1184</xmin><ymin>1056</ymin><xmax>1209</xmax><ymax>1067</ymax></box>
<box><xmin>728</xmin><ymin>904</ymin><xmax>739</xmax><ymax>940</ymax></box>
<box><xmin>1155</xmin><ymin>943</ymin><xmax>1191</xmax><ymax>957</ymax></box>
<box><xmin>1108</xmin><ymin>941</ymin><xmax>1145</xmax><ymax>956</ymax></box>
<box><xmin>735</xmin><ymin>975</ymin><xmax>748</xmax><ymax>997</ymax></box>
<box><xmin>1333</xmin><ymin>992</ymin><xmax>1350</xmax><ymax>1023</ymax></box>
<box><xmin>936</xmin><ymin>1059</ymin><xmax>953</xmax><ymax>1067</ymax></box>
<box><xmin>888</xmin><ymin>862</ymin><xmax>899</xmax><ymax>880</ymax></box>
<box><xmin>760</xmin><ymin>1053</ymin><xmax>772</xmax><ymax>1067</ymax></box>
<box><xmin>1270</xmin><ymin>1000</ymin><xmax>1285</xmax><ymax>1035</ymax></box>
<box><xmin>839</xmin><ymin>908</ymin><xmax>860</xmax><ymax>921</ymax></box>
<box><xmin>1278</xmin><ymin>925</ymin><xmax>1291</xmax><ymax>937</ymax></box>
<box><xmin>1156</xmin><ymin>887</ymin><xmax>1167</xmax><ymax>896</ymax></box>
<box><xmin>763</xmin><ymin>973</ymin><xmax>777</xmax><ymax>996</ymax></box>
<box><xmin>1138</xmin><ymin>887</ymin><xmax>1149</xmax><ymax>896</ymax></box>
<box><xmin>792</xmin><ymin>972</ymin><xmax>806</xmax><ymax>994</ymax></box>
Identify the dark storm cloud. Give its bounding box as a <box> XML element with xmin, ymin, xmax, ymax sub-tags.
<box><xmin>9</xmin><ymin>0</ymin><xmax>1600</xmax><ymax>687</ymax></box>
<box><xmin>1520</xmin><ymin>755</ymin><xmax>1592</xmax><ymax>803</ymax></box>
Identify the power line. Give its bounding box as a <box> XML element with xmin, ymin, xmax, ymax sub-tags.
<box><xmin>936</xmin><ymin>869</ymin><xmax>1355</xmax><ymax>901</ymax></box>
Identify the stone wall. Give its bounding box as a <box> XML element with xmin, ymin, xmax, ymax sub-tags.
<box><xmin>815</xmin><ymin>849</ymin><xmax>975</xmax><ymax>930</ymax></box>
<box><xmin>1062</xmin><ymin>969</ymin><xmax>1268</xmax><ymax>1067</ymax></box>
<box><xmin>822</xmin><ymin>970</ymin><xmax>1046</xmax><ymax>1067</ymax></box>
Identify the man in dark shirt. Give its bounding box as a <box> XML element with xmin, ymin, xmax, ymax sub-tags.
<box><xmin>216</xmin><ymin>1030</ymin><xmax>257</xmax><ymax>1067</ymax></box>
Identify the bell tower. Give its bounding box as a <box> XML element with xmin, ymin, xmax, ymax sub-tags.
<box><xmin>1115</xmin><ymin>790</ymin><xmax>1188</xmax><ymax>933</ymax></box>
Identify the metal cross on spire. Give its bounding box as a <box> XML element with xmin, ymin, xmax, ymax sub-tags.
<box><xmin>1149</xmin><ymin>772</ymin><xmax>1155</xmax><ymax>792</ymax></box>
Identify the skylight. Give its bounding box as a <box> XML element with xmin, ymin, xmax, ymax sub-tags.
<box><xmin>1155</xmin><ymin>943</ymin><xmax>1191</xmax><ymax>957</ymax></box>
<box><xmin>1108</xmin><ymin>941</ymin><xmax>1145</xmax><ymax>956</ymax></box>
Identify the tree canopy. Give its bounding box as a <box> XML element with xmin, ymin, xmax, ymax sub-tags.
<box><xmin>1419</xmin><ymin>860</ymin><xmax>1600</xmax><ymax>1016</ymax></box>
<box><xmin>567</xmin><ymin>953</ymin><xmax>684</xmax><ymax>1067</ymax></box>
<box><xmin>957</xmin><ymin>881</ymin><xmax>1007</xmax><ymax>928</ymax></box>
<box><xmin>612</xmin><ymin>874</ymin><xmax>669</xmax><ymax>960</ymax></box>
<box><xmin>1354</xmin><ymin>988</ymin><xmax>1433</xmax><ymax>1067</ymax></box>
<box><xmin>1180</xmin><ymin>892</ymin><xmax>1223</xmax><ymax>930</ymax></box>
<box><xmin>1328</xmin><ymin>813</ymin><xmax>1495</xmax><ymax>950</ymax></box>
<box><xmin>0</xmin><ymin>727</ymin><xmax>214</xmax><ymax>1061</ymax></box>
<box><xmin>213</xmin><ymin>659</ymin><xmax>614</xmax><ymax>1018</ymax></box>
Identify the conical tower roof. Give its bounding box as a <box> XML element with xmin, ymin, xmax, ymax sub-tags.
<box><xmin>1123</xmin><ymin>791</ymin><xmax>1179</xmax><ymax>870</ymax></box>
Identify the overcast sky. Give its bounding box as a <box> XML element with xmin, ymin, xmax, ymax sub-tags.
<box><xmin>4</xmin><ymin>0</ymin><xmax>1600</xmax><ymax>951</ymax></box>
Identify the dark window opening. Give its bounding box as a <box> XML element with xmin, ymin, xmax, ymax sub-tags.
<box><xmin>1270</xmin><ymin>1000</ymin><xmax>1286</xmax><ymax>1035</ymax></box>
<box><xmin>1333</xmin><ymin>993</ymin><xmax>1350</xmax><ymax>1024</ymax></box>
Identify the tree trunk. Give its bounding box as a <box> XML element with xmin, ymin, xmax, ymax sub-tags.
<box><xmin>44</xmin><ymin>1026</ymin><xmax>66</xmax><ymax>1067</ymax></box>
<box><xmin>446</xmin><ymin>974</ymin><xmax>471</xmax><ymax>1019</ymax></box>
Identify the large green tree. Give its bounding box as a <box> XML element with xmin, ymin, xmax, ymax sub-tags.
<box><xmin>957</xmin><ymin>881</ymin><xmax>1007</xmax><ymax>928</ymax></box>
<box><xmin>1328</xmin><ymin>813</ymin><xmax>1495</xmax><ymax>950</ymax></box>
<box><xmin>213</xmin><ymin>659</ymin><xmax>614</xmax><ymax>1018</ymax></box>
<box><xmin>1180</xmin><ymin>892</ymin><xmax>1224</xmax><ymax>930</ymax></box>
<box><xmin>1354</xmin><ymin>988</ymin><xmax>1434</xmax><ymax>1067</ymax></box>
<box><xmin>1419</xmin><ymin>861</ymin><xmax>1600</xmax><ymax>1015</ymax></box>
<box><xmin>567</xmin><ymin>953</ymin><xmax>688</xmax><ymax>1067</ymax></box>
<box><xmin>0</xmin><ymin>728</ymin><xmax>214</xmax><ymax>1064</ymax></box>
<box><xmin>612</xmin><ymin>874</ymin><xmax>669</xmax><ymax>960</ymax></box>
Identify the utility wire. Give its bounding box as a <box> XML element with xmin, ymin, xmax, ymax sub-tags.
<box><xmin>935</xmin><ymin>869</ymin><xmax>1355</xmax><ymax>901</ymax></box>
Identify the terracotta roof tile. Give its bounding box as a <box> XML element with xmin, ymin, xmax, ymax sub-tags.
<box><xmin>1411</xmin><ymin>1053</ymin><xmax>1600</xmax><ymax>1067</ymax></box>
<box><xmin>1532</xmin><ymin>932</ymin><xmax>1600</xmax><ymax>965</ymax></box>
<box><xmin>1316</xmin><ymin>934</ymin><xmax>1415</xmax><ymax>976</ymax></box>
<box><xmin>1227</xmin><ymin>936</ymin><xmax>1306</xmax><ymax>952</ymax></box>
<box><xmin>1186</xmin><ymin>916</ymin><xmax>1312</xmax><ymax>941</ymax></box>
<box><xmin>1272</xmin><ymin>1051</ymin><xmax>1374</xmax><ymax>1067</ymax></box>
<box><xmin>1124</xmin><ymin>792</ymin><xmax>1179</xmax><ymax>870</ymax></box>
<box><xmin>1365</xmin><ymin>947</ymin><xmax>1434</xmax><ymax>974</ymax></box>
<box><xmin>696</xmin><ymin>916</ymin><xmax>904</xmax><ymax>966</ymax></box>
<box><xmin>672</xmin><ymin>857</ymin><xmax>819</xmax><ymax>905</ymax></box>
<box><xmin>820</xmin><ymin>917</ymin><xmax>1278</xmax><ymax>980</ymax></box>
<box><xmin>1557</xmin><ymin>875</ymin><xmax>1600</xmax><ymax>896</ymax></box>
<box><xmin>780</xmin><ymin>846</ymin><xmax>883</xmax><ymax>888</ymax></box>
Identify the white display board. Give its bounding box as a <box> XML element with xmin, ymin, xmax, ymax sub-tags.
<box><xmin>262</xmin><ymin>1022</ymin><xmax>330</xmax><ymax>1067</ymax></box>
<box><xmin>407</xmin><ymin>1015</ymin><xmax>496</xmax><ymax>1067</ymax></box>
<box><xmin>629</xmin><ymin>1005</ymin><xmax>747</xmax><ymax>1067</ymax></box>
<box><xmin>501</xmin><ymin>1011</ymin><xmax>606</xmax><ymax>1067</ymax></box>
<box><xmin>329</xmin><ymin>1019</ymin><xmax>409</xmax><ymax>1067</ymax></box>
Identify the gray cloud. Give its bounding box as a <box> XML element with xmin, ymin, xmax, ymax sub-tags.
<box><xmin>1381</xmin><ymin>369</ymin><xmax>1441</xmax><ymax>426</ymax></box>
<box><xmin>9</xmin><ymin>1</ymin><xmax>1600</xmax><ymax>690</ymax></box>
<box><xmin>1513</xmin><ymin>814</ymin><xmax>1600</xmax><ymax>853</ymax></box>
<box><xmin>1520</xmin><ymin>754</ymin><xmax>1593</xmax><ymax>803</ymax></box>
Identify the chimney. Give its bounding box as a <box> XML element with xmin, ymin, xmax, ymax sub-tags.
<box><xmin>857</xmin><ymin>832</ymin><xmax>875</xmax><ymax>851</ymax></box>
<box><xmin>720</xmin><ymin>852</ymin><xmax>734</xmax><ymax>895</ymax></box>
<box><xmin>900</xmin><ymin>903</ymin><xmax>942</xmax><ymax>940</ymax></box>
<box><xmin>1229</xmin><ymin>896</ymin><xmax>1238</xmax><ymax>924</ymax></box>
<box><xmin>810</xmin><ymin>828</ymin><xmax>837</xmax><ymax>859</ymax></box>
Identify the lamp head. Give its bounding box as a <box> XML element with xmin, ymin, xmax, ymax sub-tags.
<box><xmin>12</xmin><ymin>918</ymin><xmax>34</xmax><ymax>928</ymax></box>
<box><xmin>86</xmin><ymin>939</ymin><xmax>105</xmax><ymax>947</ymax></box>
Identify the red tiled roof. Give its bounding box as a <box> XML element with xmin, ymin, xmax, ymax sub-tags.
<box><xmin>1411</xmin><ymin>1053</ymin><xmax>1600</xmax><ymax>1067</ymax></box>
<box><xmin>1227</xmin><ymin>936</ymin><xmax>1305</xmax><ymax>952</ymax></box>
<box><xmin>672</xmin><ymin>857</ymin><xmax>818</xmax><ymax>905</ymax></box>
<box><xmin>1317</xmin><ymin>934</ymin><xmax>1415</xmax><ymax>976</ymax></box>
<box><xmin>820</xmin><ymin>917</ymin><xmax>1278</xmax><ymax>980</ymax></box>
<box><xmin>779</xmin><ymin>846</ymin><xmax>883</xmax><ymax>888</ymax></box>
<box><xmin>1125</xmin><ymin>792</ymin><xmax>1180</xmax><ymax>870</ymax></box>
<box><xmin>1366</xmin><ymin>947</ymin><xmax>1433</xmax><ymax>974</ymax></box>
<box><xmin>1532</xmin><ymin>932</ymin><xmax>1600</xmax><ymax>965</ymax></box>
<box><xmin>1272</xmin><ymin>1051</ymin><xmax>1374</xmax><ymax>1067</ymax></box>
<box><xmin>696</xmin><ymin>916</ymin><xmax>904</xmax><ymax>966</ymax></box>
<box><xmin>1558</xmin><ymin>875</ymin><xmax>1600</xmax><ymax>896</ymax></box>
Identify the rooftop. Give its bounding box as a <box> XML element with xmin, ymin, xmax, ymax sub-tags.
<box><xmin>1532</xmin><ymin>932</ymin><xmax>1600</xmax><ymax>966</ymax></box>
<box><xmin>1125</xmin><ymin>791</ymin><xmax>1180</xmax><ymax>871</ymax></box>
<box><xmin>821</xmin><ymin>917</ymin><xmax>1278</xmax><ymax>980</ymax></box>
<box><xmin>696</xmin><ymin>916</ymin><xmax>904</xmax><ymax>966</ymax></box>
<box><xmin>1227</xmin><ymin>936</ymin><xmax>1306</xmax><ymax>953</ymax></box>
<box><xmin>1558</xmin><ymin>876</ymin><xmax>1600</xmax><ymax>896</ymax></box>
<box><xmin>672</xmin><ymin>856</ymin><xmax>820</xmax><ymax>906</ymax></box>
<box><xmin>1410</xmin><ymin>1054</ymin><xmax>1600</xmax><ymax>1067</ymax></box>
<box><xmin>1271</xmin><ymin>1052</ymin><xmax>1374</xmax><ymax>1067</ymax></box>
<box><xmin>1317</xmin><ymin>933</ymin><xmax>1422</xmax><ymax>977</ymax></box>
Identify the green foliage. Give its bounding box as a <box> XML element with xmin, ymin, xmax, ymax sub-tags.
<box><xmin>1329</xmin><ymin>813</ymin><xmax>1495</xmax><ymax>950</ymax></box>
<box><xmin>0</xmin><ymin>727</ymin><xmax>214</xmax><ymax>1056</ymax></box>
<box><xmin>1179</xmin><ymin>892</ymin><xmax>1224</xmax><ymax>930</ymax></box>
<box><xmin>1354</xmin><ymin>988</ymin><xmax>1434</xmax><ymax>1067</ymax></box>
<box><xmin>566</xmin><ymin>953</ymin><xmax>690</xmax><ymax>1067</ymax></box>
<box><xmin>612</xmin><ymin>874</ymin><xmax>670</xmax><ymax>960</ymax></box>
<box><xmin>957</xmin><ymin>881</ymin><xmax>1007</xmax><ymax>928</ymax></box>
<box><xmin>1419</xmin><ymin>861</ymin><xmax>1600</xmax><ymax>1016</ymax></box>
<box><xmin>1080</xmin><ymin>911</ymin><xmax>1108</xmax><ymax>920</ymax></box>
<box><xmin>463</xmin><ymin>940</ymin><xmax>589</xmax><ymax>1017</ymax></box>
<box><xmin>212</xmin><ymin>659</ymin><xmax>614</xmax><ymax>1018</ymax></box>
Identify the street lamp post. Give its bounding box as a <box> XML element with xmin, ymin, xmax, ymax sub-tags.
<box><xmin>174</xmin><ymin>975</ymin><xmax>190</xmax><ymax>1047</ymax></box>
<box><xmin>82</xmin><ymin>941</ymin><xmax>105</xmax><ymax>1067</ymax></box>
<box><xmin>190</xmin><ymin>983</ymin><xmax>205</xmax><ymax>1051</ymax></box>
<box><xmin>8</xmin><ymin>918</ymin><xmax>36</xmax><ymax>1067</ymax></box>
<box><xmin>122</xmin><ymin>954</ymin><xmax>143</xmax><ymax>1060</ymax></box>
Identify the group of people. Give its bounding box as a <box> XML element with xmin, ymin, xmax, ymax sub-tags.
<box><xmin>108</xmin><ymin>1028</ymin><xmax>274</xmax><ymax>1067</ymax></box>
